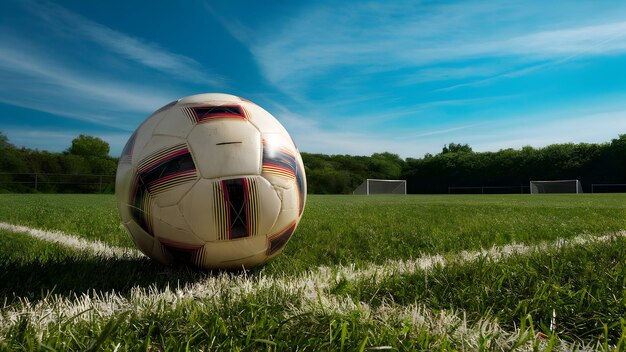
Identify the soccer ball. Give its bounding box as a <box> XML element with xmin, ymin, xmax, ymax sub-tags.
<box><xmin>115</xmin><ymin>93</ymin><xmax>306</xmax><ymax>269</ymax></box>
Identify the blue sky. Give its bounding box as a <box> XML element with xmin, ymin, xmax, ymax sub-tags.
<box><xmin>1</xmin><ymin>0</ymin><xmax>625</xmax><ymax>158</ymax></box>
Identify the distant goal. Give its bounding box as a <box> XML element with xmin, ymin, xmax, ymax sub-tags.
<box><xmin>353</xmin><ymin>179</ymin><xmax>406</xmax><ymax>195</ymax></box>
<box><xmin>530</xmin><ymin>180</ymin><xmax>583</xmax><ymax>194</ymax></box>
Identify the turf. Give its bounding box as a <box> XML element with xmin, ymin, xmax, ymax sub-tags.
<box><xmin>0</xmin><ymin>193</ymin><xmax>625</xmax><ymax>350</ymax></box>
<box><xmin>0</xmin><ymin>229</ymin><xmax>213</xmax><ymax>303</ymax></box>
<box><xmin>0</xmin><ymin>193</ymin><xmax>625</xmax><ymax>275</ymax></box>
<box><xmin>0</xmin><ymin>194</ymin><xmax>130</xmax><ymax>247</ymax></box>
<box><xmin>273</xmin><ymin>194</ymin><xmax>626</xmax><ymax>274</ymax></box>
<box><xmin>336</xmin><ymin>236</ymin><xmax>626</xmax><ymax>343</ymax></box>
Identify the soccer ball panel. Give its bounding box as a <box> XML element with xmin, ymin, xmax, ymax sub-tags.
<box><xmin>294</xmin><ymin>152</ymin><xmax>307</xmax><ymax>215</ymax></box>
<box><xmin>249</xmin><ymin>176</ymin><xmax>282</xmax><ymax>238</ymax></box>
<box><xmin>115</xmin><ymin>163</ymin><xmax>135</xmax><ymax>222</ymax></box>
<box><xmin>155</xmin><ymin>204</ymin><xmax>194</xmax><ymax>233</ymax></box>
<box><xmin>153</xmin><ymin>105</ymin><xmax>195</xmax><ymax>138</ymax></box>
<box><xmin>192</xmin><ymin>234</ymin><xmax>268</xmax><ymax>269</ymax></box>
<box><xmin>277</xmin><ymin>184</ymin><xmax>299</xmax><ymax>211</ymax></box>
<box><xmin>261</xmin><ymin>133</ymin><xmax>300</xmax><ymax>189</ymax></box>
<box><xmin>124</xmin><ymin>220</ymin><xmax>154</xmax><ymax>258</ymax></box>
<box><xmin>131</xmin><ymin>109</ymin><xmax>171</xmax><ymax>166</ymax></box>
<box><xmin>271</xmin><ymin>186</ymin><xmax>300</xmax><ymax>234</ymax></box>
<box><xmin>178</xmin><ymin>179</ymin><xmax>219</xmax><ymax>241</ymax></box>
<box><xmin>135</xmin><ymin>135</ymin><xmax>188</xmax><ymax>167</ymax></box>
<box><xmin>245</xmin><ymin>103</ymin><xmax>291</xmax><ymax>136</ymax></box>
<box><xmin>150</xmin><ymin>180</ymin><xmax>197</xmax><ymax>208</ymax></box>
<box><xmin>211</xmin><ymin>177</ymin><xmax>281</xmax><ymax>241</ymax></box>
<box><xmin>266</xmin><ymin>222</ymin><xmax>298</xmax><ymax>258</ymax></box>
<box><xmin>179</xmin><ymin>176</ymin><xmax>281</xmax><ymax>243</ymax></box>
<box><xmin>188</xmin><ymin>120</ymin><xmax>261</xmax><ymax>179</ymax></box>
<box><xmin>134</xmin><ymin>136</ymin><xmax>198</xmax><ymax>207</ymax></box>
<box><xmin>153</xmin><ymin>218</ymin><xmax>205</xmax><ymax>247</ymax></box>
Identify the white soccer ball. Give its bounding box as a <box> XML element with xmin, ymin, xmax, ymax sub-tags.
<box><xmin>115</xmin><ymin>93</ymin><xmax>306</xmax><ymax>269</ymax></box>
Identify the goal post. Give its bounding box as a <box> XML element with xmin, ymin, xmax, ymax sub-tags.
<box><xmin>353</xmin><ymin>179</ymin><xmax>407</xmax><ymax>195</ymax></box>
<box><xmin>529</xmin><ymin>180</ymin><xmax>583</xmax><ymax>194</ymax></box>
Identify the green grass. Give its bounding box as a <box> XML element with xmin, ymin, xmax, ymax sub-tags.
<box><xmin>0</xmin><ymin>285</ymin><xmax>484</xmax><ymax>351</ymax></box>
<box><xmin>0</xmin><ymin>194</ymin><xmax>130</xmax><ymax>247</ymax></box>
<box><xmin>0</xmin><ymin>193</ymin><xmax>625</xmax><ymax>350</ymax></box>
<box><xmin>1</xmin><ymin>193</ymin><xmax>625</xmax><ymax>275</ymax></box>
<box><xmin>272</xmin><ymin>194</ymin><xmax>626</xmax><ymax>276</ymax></box>
<box><xmin>0</xmin><ymin>228</ymin><xmax>212</xmax><ymax>303</ymax></box>
<box><xmin>335</xmin><ymin>236</ymin><xmax>626</xmax><ymax>344</ymax></box>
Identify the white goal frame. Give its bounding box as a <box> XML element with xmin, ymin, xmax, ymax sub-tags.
<box><xmin>530</xmin><ymin>180</ymin><xmax>583</xmax><ymax>194</ymax></box>
<box><xmin>353</xmin><ymin>179</ymin><xmax>407</xmax><ymax>195</ymax></box>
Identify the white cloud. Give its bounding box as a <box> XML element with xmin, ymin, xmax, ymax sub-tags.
<box><xmin>468</xmin><ymin>109</ymin><xmax>626</xmax><ymax>152</ymax></box>
<box><xmin>272</xmin><ymin>96</ymin><xmax>626</xmax><ymax>158</ymax></box>
<box><xmin>336</xmin><ymin>96</ymin><xmax>518</xmax><ymax>128</ymax></box>
<box><xmin>411</xmin><ymin>123</ymin><xmax>488</xmax><ymax>138</ymax></box>
<box><xmin>215</xmin><ymin>1</ymin><xmax>626</xmax><ymax>94</ymax></box>
<box><xmin>25</xmin><ymin>1</ymin><xmax>224</xmax><ymax>86</ymax></box>
<box><xmin>0</xmin><ymin>39</ymin><xmax>178</xmax><ymax>128</ymax></box>
<box><xmin>506</xmin><ymin>21</ymin><xmax>626</xmax><ymax>57</ymax></box>
<box><xmin>396</xmin><ymin>66</ymin><xmax>505</xmax><ymax>86</ymax></box>
<box><xmin>207</xmin><ymin>1</ymin><xmax>626</xmax><ymax>159</ymax></box>
<box><xmin>264</xmin><ymin>98</ymin><xmax>470</xmax><ymax>158</ymax></box>
<box><xmin>0</xmin><ymin>46</ymin><xmax>169</xmax><ymax>112</ymax></box>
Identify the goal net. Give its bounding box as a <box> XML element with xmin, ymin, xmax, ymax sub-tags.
<box><xmin>353</xmin><ymin>179</ymin><xmax>406</xmax><ymax>195</ymax></box>
<box><xmin>530</xmin><ymin>180</ymin><xmax>583</xmax><ymax>194</ymax></box>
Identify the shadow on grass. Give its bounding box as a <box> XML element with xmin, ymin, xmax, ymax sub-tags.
<box><xmin>0</xmin><ymin>257</ymin><xmax>250</xmax><ymax>304</ymax></box>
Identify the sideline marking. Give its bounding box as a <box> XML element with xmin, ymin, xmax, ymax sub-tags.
<box><xmin>1</xmin><ymin>225</ymin><xmax>623</xmax><ymax>349</ymax></box>
<box><xmin>0</xmin><ymin>222</ymin><xmax>626</xmax><ymax>351</ymax></box>
<box><xmin>0</xmin><ymin>222</ymin><xmax>143</xmax><ymax>259</ymax></box>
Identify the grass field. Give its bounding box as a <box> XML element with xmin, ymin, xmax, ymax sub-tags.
<box><xmin>0</xmin><ymin>193</ymin><xmax>625</xmax><ymax>350</ymax></box>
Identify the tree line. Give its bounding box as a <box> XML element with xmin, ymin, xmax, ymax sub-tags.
<box><xmin>0</xmin><ymin>132</ymin><xmax>116</xmax><ymax>193</ymax></box>
<box><xmin>1</xmin><ymin>131</ymin><xmax>624</xmax><ymax>194</ymax></box>
<box><xmin>303</xmin><ymin>135</ymin><xmax>626</xmax><ymax>194</ymax></box>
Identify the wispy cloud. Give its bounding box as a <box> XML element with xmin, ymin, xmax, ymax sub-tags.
<box><xmin>264</xmin><ymin>98</ymin><xmax>484</xmax><ymax>158</ymax></box>
<box><xmin>2</xmin><ymin>0</ymin><xmax>622</xmax><ymax>158</ymax></box>
<box><xmin>215</xmin><ymin>1</ymin><xmax>626</xmax><ymax>94</ymax></box>
<box><xmin>502</xmin><ymin>21</ymin><xmax>626</xmax><ymax>57</ymax></box>
<box><xmin>24</xmin><ymin>1</ymin><xmax>223</xmax><ymax>86</ymax></box>
<box><xmin>0</xmin><ymin>44</ymin><xmax>172</xmax><ymax>112</ymax></box>
<box><xmin>268</xmin><ymin>94</ymin><xmax>626</xmax><ymax>158</ymax></box>
<box><xmin>307</xmin><ymin>107</ymin><xmax>626</xmax><ymax>158</ymax></box>
<box><xmin>436</xmin><ymin>22</ymin><xmax>626</xmax><ymax>92</ymax></box>
<box><xmin>449</xmin><ymin>105</ymin><xmax>626</xmax><ymax>154</ymax></box>
<box><xmin>0</xmin><ymin>37</ymin><xmax>178</xmax><ymax>128</ymax></box>
<box><xmin>411</xmin><ymin>123</ymin><xmax>489</xmax><ymax>139</ymax></box>
<box><xmin>337</xmin><ymin>95</ymin><xmax>519</xmax><ymax>128</ymax></box>
<box><xmin>396</xmin><ymin>66</ymin><xmax>505</xmax><ymax>86</ymax></box>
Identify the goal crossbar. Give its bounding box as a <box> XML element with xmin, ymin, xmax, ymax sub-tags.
<box><xmin>353</xmin><ymin>179</ymin><xmax>406</xmax><ymax>195</ymax></box>
<box><xmin>530</xmin><ymin>179</ymin><xmax>583</xmax><ymax>194</ymax></box>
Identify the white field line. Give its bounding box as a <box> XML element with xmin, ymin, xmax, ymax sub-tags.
<box><xmin>0</xmin><ymin>222</ymin><xmax>143</xmax><ymax>259</ymax></box>
<box><xmin>308</xmin><ymin>230</ymin><xmax>626</xmax><ymax>290</ymax></box>
<box><xmin>0</xmin><ymin>226</ymin><xmax>624</xmax><ymax>350</ymax></box>
<box><xmin>297</xmin><ymin>295</ymin><xmax>596</xmax><ymax>351</ymax></box>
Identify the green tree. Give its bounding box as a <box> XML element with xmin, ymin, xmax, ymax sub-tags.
<box><xmin>441</xmin><ymin>143</ymin><xmax>473</xmax><ymax>154</ymax></box>
<box><xmin>0</xmin><ymin>132</ymin><xmax>27</xmax><ymax>173</ymax></box>
<box><xmin>369</xmin><ymin>152</ymin><xmax>403</xmax><ymax>179</ymax></box>
<box><xmin>0</xmin><ymin>131</ymin><xmax>9</xmax><ymax>149</ymax></box>
<box><xmin>68</xmin><ymin>135</ymin><xmax>110</xmax><ymax>158</ymax></box>
<box><xmin>66</xmin><ymin>135</ymin><xmax>116</xmax><ymax>175</ymax></box>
